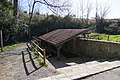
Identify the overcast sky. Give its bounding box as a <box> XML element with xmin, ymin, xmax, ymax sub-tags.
<box><xmin>19</xmin><ymin>0</ymin><xmax>120</xmax><ymax>19</ymax></box>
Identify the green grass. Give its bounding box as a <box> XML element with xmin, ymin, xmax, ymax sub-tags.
<box><xmin>88</xmin><ymin>33</ymin><xmax>120</xmax><ymax>42</ymax></box>
<box><xmin>37</xmin><ymin>55</ymin><xmax>48</xmax><ymax>67</ymax></box>
<box><xmin>34</xmin><ymin>51</ymin><xmax>48</xmax><ymax>67</ymax></box>
<box><xmin>0</xmin><ymin>44</ymin><xmax>18</xmax><ymax>52</ymax></box>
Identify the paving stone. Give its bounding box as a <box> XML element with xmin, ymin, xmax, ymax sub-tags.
<box><xmin>57</xmin><ymin>66</ymin><xmax>73</xmax><ymax>71</ymax></box>
<box><xmin>51</xmin><ymin>77</ymin><xmax>59</xmax><ymax>80</ymax></box>
<box><xmin>64</xmin><ymin>71</ymin><xmax>77</xmax><ymax>76</ymax></box>
<box><xmin>38</xmin><ymin>77</ymin><xmax>52</xmax><ymax>80</ymax></box>
<box><xmin>54</xmin><ymin>74</ymin><xmax>66</xmax><ymax>79</ymax></box>
<box><xmin>58</xmin><ymin>77</ymin><xmax>71</xmax><ymax>80</ymax></box>
<box><xmin>70</xmin><ymin>74</ymin><xmax>82</xmax><ymax>79</ymax></box>
<box><xmin>85</xmin><ymin>61</ymin><xmax>100</xmax><ymax>65</ymax></box>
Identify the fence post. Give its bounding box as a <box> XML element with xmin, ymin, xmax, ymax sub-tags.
<box><xmin>0</xmin><ymin>30</ymin><xmax>3</xmax><ymax>52</ymax></box>
<box><xmin>43</xmin><ymin>49</ymin><xmax>46</xmax><ymax>64</ymax></box>
<box><xmin>107</xmin><ymin>34</ymin><xmax>109</xmax><ymax>41</ymax></box>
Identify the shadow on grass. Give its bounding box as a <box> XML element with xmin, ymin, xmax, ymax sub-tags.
<box><xmin>21</xmin><ymin>49</ymin><xmax>43</xmax><ymax>76</ymax></box>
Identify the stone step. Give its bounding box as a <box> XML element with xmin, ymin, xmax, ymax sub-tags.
<box><xmin>38</xmin><ymin>59</ymin><xmax>120</xmax><ymax>80</ymax></box>
<box><xmin>38</xmin><ymin>74</ymin><xmax>71</xmax><ymax>80</ymax></box>
<box><xmin>57</xmin><ymin>60</ymin><xmax>120</xmax><ymax>80</ymax></box>
<box><xmin>57</xmin><ymin>60</ymin><xmax>108</xmax><ymax>71</ymax></box>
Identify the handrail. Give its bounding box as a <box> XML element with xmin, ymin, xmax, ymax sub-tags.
<box><xmin>31</xmin><ymin>41</ymin><xmax>44</xmax><ymax>52</ymax></box>
<box><xmin>28</xmin><ymin>40</ymin><xmax>46</xmax><ymax>64</ymax></box>
<box><xmin>33</xmin><ymin>36</ymin><xmax>41</xmax><ymax>46</ymax></box>
<box><xmin>33</xmin><ymin>36</ymin><xmax>40</xmax><ymax>41</ymax></box>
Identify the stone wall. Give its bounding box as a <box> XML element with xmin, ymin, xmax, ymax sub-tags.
<box><xmin>65</xmin><ymin>38</ymin><xmax>120</xmax><ymax>58</ymax></box>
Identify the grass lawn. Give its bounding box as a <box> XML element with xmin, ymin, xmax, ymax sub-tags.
<box><xmin>88</xmin><ymin>33</ymin><xmax>120</xmax><ymax>42</ymax></box>
<box><xmin>0</xmin><ymin>43</ymin><xmax>22</xmax><ymax>52</ymax></box>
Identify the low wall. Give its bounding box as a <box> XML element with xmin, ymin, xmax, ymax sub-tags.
<box><xmin>65</xmin><ymin>38</ymin><xmax>120</xmax><ymax>58</ymax></box>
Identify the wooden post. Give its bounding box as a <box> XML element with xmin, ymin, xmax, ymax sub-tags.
<box><xmin>107</xmin><ymin>34</ymin><xmax>109</xmax><ymax>41</ymax></box>
<box><xmin>57</xmin><ymin>47</ymin><xmax>60</xmax><ymax>60</ymax></box>
<box><xmin>87</xmin><ymin>33</ymin><xmax>89</xmax><ymax>39</ymax></box>
<box><xmin>43</xmin><ymin>49</ymin><xmax>46</xmax><ymax>64</ymax></box>
<box><xmin>46</xmin><ymin>28</ymin><xmax>48</xmax><ymax>33</ymax></box>
<box><xmin>39</xmin><ymin>40</ymin><xmax>41</xmax><ymax>47</ymax></box>
<box><xmin>57</xmin><ymin>45</ymin><xmax>62</xmax><ymax>60</ymax></box>
<box><xmin>72</xmin><ymin>39</ymin><xmax>76</xmax><ymax>54</ymax></box>
<box><xmin>83</xmin><ymin>33</ymin><xmax>86</xmax><ymax>40</ymax></box>
<box><xmin>0</xmin><ymin>30</ymin><xmax>3</xmax><ymax>52</ymax></box>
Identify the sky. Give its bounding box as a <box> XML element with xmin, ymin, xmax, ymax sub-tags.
<box><xmin>19</xmin><ymin>0</ymin><xmax>120</xmax><ymax>19</ymax></box>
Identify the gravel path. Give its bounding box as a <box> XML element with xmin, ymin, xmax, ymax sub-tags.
<box><xmin>0</xmin><ymin>43</ymin><xmax>59</xmax><ymax>80</ymax></box>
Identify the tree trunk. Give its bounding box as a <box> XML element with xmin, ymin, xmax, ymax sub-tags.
<box><xmin>13</xmin><ymin>0</ymin><xmax>18</xmax><ymax>17</ymax></box>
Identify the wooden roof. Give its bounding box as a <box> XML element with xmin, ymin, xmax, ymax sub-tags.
<box><xmin>38</xmin><ymin>29</ymin><xmax>88</xmax><ymax>47</ymax></box>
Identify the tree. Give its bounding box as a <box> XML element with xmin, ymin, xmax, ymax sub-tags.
<box><xmin>13</xmin><ymin>0</ymin><xmax>18</xmax><ymax>17</ymax></box>
<box><xmin>95</xmin><ymin>0</ymin><xmax>109</xmax><ymax>33</ymax></box>
<box><xmin>0</xmin><ymin>0</ymin><xmax>13</xmax><ymax>44</ymax></box>
<box><xmin>28</xmin><ymin>0</ymin><xmax>70</xmax><ymax>38</ymax></box>
<box><xmin>51</xmin><ymin>0</ymin><xmax>71</xmax><ymax>16</ymax></box>
<box><xmin>0</xmin><ymin>0</ymin><xmax>13</xmax><ymax>30</ymax></box>
<box><xmin>27</xmin><ymin>0</ymin><xmax>32</xmax><ymax>16</ymax></box>
<box><xmin>0</xmin><ymin>0</ymin><xmax>29</xmax><ymax>45</ymax></box>
<box><xmin>0</xmin><ymin>0</ymin><xmax>13</xmax><ymax>20</ymax></box>
<box><xmin>78</xmin><ymin>0</ymin><xmax>93</xmax><ymax>27</ymax></box>
<box><xmin>79</xmin><ymin>0</ymin><xmax>84</xmax><ymax>26</ymax></box>
<box><xmin>86</xmin><ymin>0</ymin><xmax>93</xmax><ymax>26</ymax></box>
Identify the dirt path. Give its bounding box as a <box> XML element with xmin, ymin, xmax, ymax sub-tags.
<box><xmin>0</xmin><ymin>43</ymin><xmax>58</xmax><ymax>80</ymax></box>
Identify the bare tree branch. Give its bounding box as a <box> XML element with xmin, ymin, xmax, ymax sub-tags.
<box><xmin>86</xmin><ymin>0</ymin><xmax>93</xmax><ymax>26</ymax></box>
<box><xmin>79</xmin><ymin>0</ymin><xmax>93</xmax><ymax>27</ymax></box>
<box><xmin>28</xmin><ymin>0</ymin><xmax>70</xmax><ymax>38</ymax></box>
<box><xmin>27</xmin><ymin>0</ymin><xmax>32</xmax><ymax>15</ymax></box>
<box><xmin>95</xmin><ymin>1</ymin><xmax>109</xmax><ymax>19</ymax></box>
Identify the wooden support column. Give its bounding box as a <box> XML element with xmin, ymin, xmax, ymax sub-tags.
<box><xmin>56</xmin><ymin>45</ymin><xmax>63</xmax><ymax>60</ymax></box>
<box><xmin>43</xmin><ymin>49</ymin><xmax>46</xmax><ymax>64</ymax></box>
<box><xmin>72</xmin><ymin>39</ymin><xmax>76</xmax><ymax>54</ymax></box>
<box><xmin>83</xmin><ymin>33</ymin><xmax>86</xmax><ymax>40</ymax></box>
<box><xmin>57</xmin><ymin>47</ymin><xmax>60</xmax><ymax>60</ymax></box>
<box><xmin>87</xmin><ymin>33</ymin><xmax>89</xmax><ymax>39</ymax></box>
